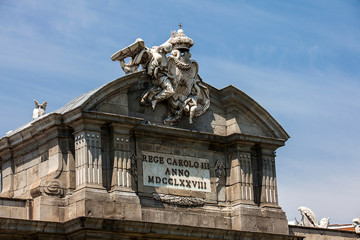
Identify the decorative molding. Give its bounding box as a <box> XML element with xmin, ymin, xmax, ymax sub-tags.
<box><xmin>30</xmin><ymin>178</ymin><xmax>64</xmax><ymax>198</ymax></box>
<box><xmin>130</xmin><ymin>154</ymin><xmax>138</xmax><ymax>184</ymax></box>
<box><xmin>40</xmin><ymin>151</ymin><xmax>49</xmax><ymax>162</ymax></box>
<box><xmin>152</xmin><ymin>193</ymin><xmax>204</xmax><ymax>206</ymax></box>
<box><xmin>43</xmin><ymin>180</ymin><xmax>64</xmax><ymax>197</ymax></box>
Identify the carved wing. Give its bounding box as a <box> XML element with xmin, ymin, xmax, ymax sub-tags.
<box><xmin>298</xmin><ymin>206</ymin><xmax>317</xmax><ymax>226</ymax></box>
<box><xmin>189</xmin><ymin>60</ymin><xmax>199</xmax><ymax>79</ymax></box>
<box><xmin>34</xmin><ymin>99</ymin><xmax>39</xmax><ymax>107</ymax></box>
<box><xmin>194</xmin><ymin>77</ymin><xmax>210</xmax><ymax>117</ymax></box>
<box><xmin>111</xmin><ymin>38</ymin><xmax>146</xmax><ymax>61</ymax></box>
<box><xmin>132</xmin><ymin>49</ymin><xmax>151</xmax><ymax>66</ymax></box>
<box><xmin>41</xmin><ymin>101</ymin><xmax>48</xmax><ymax>110</ymax></box>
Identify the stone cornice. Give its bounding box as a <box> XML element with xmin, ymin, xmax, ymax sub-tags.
<box><xmin>220</xmin><ymin>85</ymin><xmax>290</xmax><ymax>141</ymax></box>
<box><xmin>0</xmin><ymin>113</ymin><xmax>63</xmax><ymax>155</ymax></box>
<box><xmin>0</xmin><ymin>217</ymin><xmax>305</xmax><ymax>240</ymax></box>
<box><xmin>134</xmin><ymin>122</ymin><xmax>286</xmax><ymax>148</ymax></box>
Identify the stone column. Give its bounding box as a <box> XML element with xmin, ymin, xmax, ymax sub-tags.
<box><xmin>73</xmin><ymin>121</ymin><xmax>104</xmax><ymax>190</ymax></box>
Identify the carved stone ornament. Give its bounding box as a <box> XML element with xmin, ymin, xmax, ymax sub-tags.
<box><xmin>130</xmin><ymin>153</ymin><xmax>138</xmax><ymax>184</ymax></box>
<box><xmin>215</xmin><ymin>159</ymin><xmax>225</xmax><ymax>178</ymax></box>
<box><xmin>215</xmin><ymin>159</ymin><xmax>225</xmax><ymax>185</ymax></box>
<box><xmin>111</xmin><ymin>27</ymin><xmax>210</xmax><ymax>125</ymax></box>
<box><xmin>43</xmin><ymin>180</ymin><xmax>64</xmax><ymax>197</ymax></box>
<box><xmin>30</xmin><ymin>178</ymin><xmax>64</xmax><ymax>198</ymax></box>
<box><xmin>297</xmin><ymin>206</ymin><xmax>330</xmax><ymax>228</ymax></box>
<box><xmin>33</xmin><ymin>99</ymin><xmax>47</xmax><ymax>120</ymax></box>
<box><xmin>152</xmin><ymin>193</ymin><xmax>204</xmax><ymax>206</ymax></box>
<box><xmin>353</xmin><ymin>218</ymin><xmax>360</xmax><ymax>233</ymax></box>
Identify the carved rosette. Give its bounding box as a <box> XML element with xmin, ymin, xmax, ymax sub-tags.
<box><xmin>152</xmin><ymin>193</ymin><xmax>204</xmax><ymax>206</ymax></box>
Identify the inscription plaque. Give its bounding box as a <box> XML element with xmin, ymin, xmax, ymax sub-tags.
<box><xmin>142</xmin><ymin>151</ymin><xmax>211</xmax><ymax>192</ymax></box>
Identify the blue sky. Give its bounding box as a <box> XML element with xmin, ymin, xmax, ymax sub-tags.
<box><xmin>1</xmin><ymin>0</ymin><xmax>359</xmax><ymax>224</ymax></box>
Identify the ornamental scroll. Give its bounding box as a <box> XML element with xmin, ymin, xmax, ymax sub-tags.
<box><xmin>111</xmin><ymin>27</ymin><xmax>210</xmax><ymax>125</ymax></box>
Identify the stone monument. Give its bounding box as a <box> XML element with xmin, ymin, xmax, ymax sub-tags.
<box><xmin>0</xmin><ymin>27</ymin><xmax>304</xmax><ymax>239</ymax></box>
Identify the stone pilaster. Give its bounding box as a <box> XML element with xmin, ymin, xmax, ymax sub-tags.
<box><xmin>75</xmin><ymin>131</ymin><xmax>103</xmax><ymax>188</ymax></box>
<box><xmin>73</xmin><ymin>120</ymin><xmax>104</xmax><ymax>190</ymax></box>
<box><xmin>238</xmin><ymin>152</ymin><xmax>254</xmax><ymax>202</ymax></box>
<box><xmin>110</xmin><ymin>124</ymin><xmax>135</xmax><ymax>192</ymax></box>
<box><xmin>226</xmin><ymin>143</ymin><xmax>254</xmax><ymax>204</ymax></box>
<box><xmin>111</xmin><ymin>135</ymin><xmax>131</xmax><ymax>189</ymax></box>
<box><xmin>259</xmin><ymin>150</ymin><xmax>278</xmax><ymax>206</ymax></box>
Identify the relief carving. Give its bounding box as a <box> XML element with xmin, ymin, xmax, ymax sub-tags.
<box><xmin>43</xmin><ymin>180</ymin><xmax>64</xmax><ymax>197</ymax></box>
<box><xmin>30</xmin><ymin>178</ymin><xmax>64</xmax><ymax>198</ymax></box>
<box><xmin>130</xmin><ymin>153</ymin><xmax>138</xmax><ymax>184</ymax></box>
<box><xmin>111</xmin><ymin>26</ymin><xmax>210</xmax><ymax>125</ymax></box>
<box><xmin>152</xmin><ymin>193</ymin><xmax>204</xmax><ymax>206</ymax></box>
<box><xmin>215</xmin><ymin>159</ymin><xmax>225</xmax><ymax>185</ymax></box>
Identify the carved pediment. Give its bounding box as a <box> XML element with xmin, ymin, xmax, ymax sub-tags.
<box><xmin>56</xmin><ymin>72</ymin><xmax>288</xmax><ymax>141</ymax></box>
<box><xmin>50</xmin><ymin>28</ymin><xmax>288</xmax><ymax>141</ymax></box>
<box><xmin>219</xmin><ymin>85</ymin><xmax>289</xmax><ymax>140</ymax></box>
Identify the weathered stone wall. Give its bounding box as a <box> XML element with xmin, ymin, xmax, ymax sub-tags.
<box><xmin>0</xmin><ymin>72</ymin><xmax>291</xmax><ymax>234</ymax></box>
<box><xmin>0</xmin><ymin>198</ymin><xmax>31</xmax><ymax>219</ymax></box>
<box><xmin>135</xmin><ymin>129</ymin><xmax>232</xmax><ymax>230</ymax></box>
<box><xmin>0</xmin><ymin>121</ymin><xmax>75</xmax><ymax>222</ymax></box>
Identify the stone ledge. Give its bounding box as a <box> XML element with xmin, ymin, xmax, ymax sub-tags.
<box><xmin>289</xmin><ymin>225</ymin><xmax>359</xmax><ymax>238</ymax></box>
<box><xmin>0</xmin><ymin>217</ymin><xmax>303</xmax><ymax>240</ymax></box>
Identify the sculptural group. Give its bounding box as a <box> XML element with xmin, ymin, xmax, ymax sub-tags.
<box><xmin>111</xmin><ymin>27</ymin><xmax>210</xmax><ymax>125</ymax></box>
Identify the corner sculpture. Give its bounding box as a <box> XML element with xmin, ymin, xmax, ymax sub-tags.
<box><xmin>111</xmin><ymin>26</ymin><xmax>210</xmax><ymax>125</ymax></box>
<box><xmin>297</xmin><ymin>206</ymin><xmax>330</xmax><ymax>228</ymax></box>
<box><xmin>33</xmin><ymin>99</ymin><xmax>47</xmax><ymax>119</ymax></box>
<box><xmin>353</xmin><ymin>218</ymin><xmax>360</xmax><ymax>233</ymax></box>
